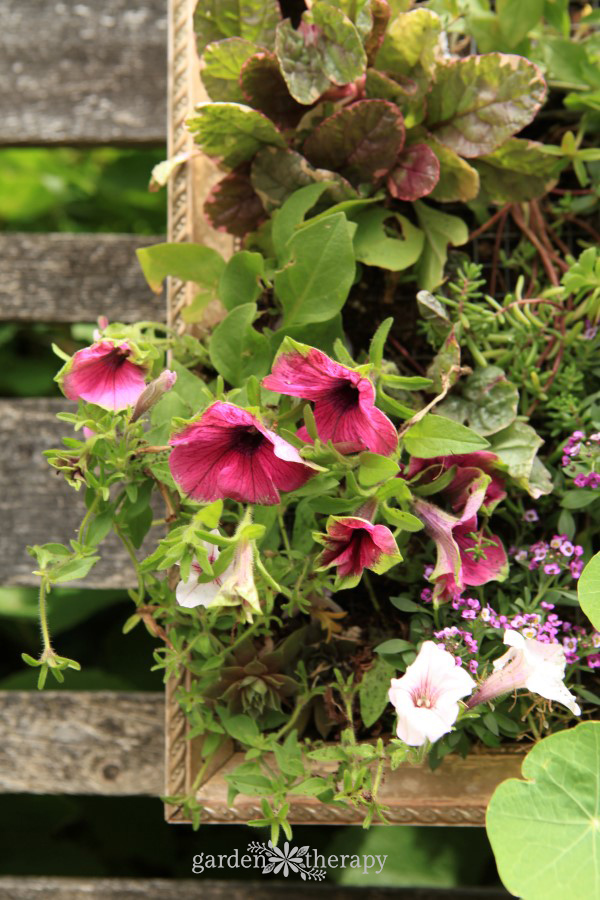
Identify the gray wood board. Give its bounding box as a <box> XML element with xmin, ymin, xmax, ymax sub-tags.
<box><xmin>0</xmin><ymin>398</ymin><xmax>163</xmax><ymax>587</ymax></box>
<box><xmin>1</xmin><ymin>0</ymin><xmax>167</xmax><ymax>144</ymax></box>
<box><xmin>0</xmin><ymin>878</ymin><xmax>511</xmax><ymax>899</ymax></box>
<box><xmin>0</xmin><ymin>691</ymin><xmax>164</xmax><ymax>794</ymax></box>
<box><xmin>0</xmin><ymin>234</ymin><xmax>165</xmax><ymax>323</ymax></box>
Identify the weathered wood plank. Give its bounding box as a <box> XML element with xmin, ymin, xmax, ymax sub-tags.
<box><xmin>0</xmin><ymin>878</ymin><xmax>510</xmax><ymax>899</ymax></box>
<box><xmin>0</xmin><ymin>234</ymin><xmax>165</xmax><ymax>323</ymax></box>
<box><xmin>0</xmin><ymin>878</ymin><xmax>510</xmax><ymax>900</ymax></box>
<box><xmin>0</xmin><ymin>692</ymin><xmax>164</xmax><ymax>795</ymax></box>
<box><xmin>0</xmin><ymin>0</ymin><xmax>167</xmax><ymax>145</ymax></box>
<box><xmin>0</xmin><ymin>399</ymin><xmax>162</xmax><ymax>587</ymax></box>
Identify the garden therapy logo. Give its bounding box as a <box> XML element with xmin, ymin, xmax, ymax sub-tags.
<box><xmin>192</xmin><ymin>841</ymin><xmax>387</xmax><ymax>879</ymax></box>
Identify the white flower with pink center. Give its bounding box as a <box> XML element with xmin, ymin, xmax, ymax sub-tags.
<box><xmin>467</xmin><ymin>629</ymin><xmax>581</xmax><ymax>715</ymax></box>
<box><xmin>388</xmin><ymin>641</ymin><xmax>476</xmax><ymax>747</ymax></box>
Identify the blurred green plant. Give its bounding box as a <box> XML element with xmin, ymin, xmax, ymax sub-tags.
<box><xmin>0</xmin><ymin>147</ymin><xmax>166</xmax><ymax>233</ymax></box>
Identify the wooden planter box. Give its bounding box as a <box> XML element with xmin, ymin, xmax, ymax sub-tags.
<box><xmin>163</xmin><ymin>0</ymin><xmax>526</xmax><ymax>826</ymax></box>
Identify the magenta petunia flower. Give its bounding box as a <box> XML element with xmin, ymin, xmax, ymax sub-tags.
<box><xmin>388</xmin><ymin>641</ymin><xmax>476</xmax><ymax>746</ymax></box>
<box><xmin>262</xmin><ymin>338</ymin><xmax>398</xmax><ymax>457</ymax></box>
<box><xmin>314</xmin><ymin>515</ymin><xmax>402</xmax><ymax>589</ymax></box>
<box><xmin>407</xmin><ymin>451</ymin><xmax>506</xmax><ymax>515</ymax></box>
<box><xmin>413</xmin><ymin>494</ymin><xmax>508</xmax><ymax>602</ymax></box>
<box><xmin>60</xmin><ymin>340</ymin><xmax>148</xmax><ymax>411</ymax></box>
<box><xmin>168</xmin><ymin>402</ymin><xmax>318</xmax><ymax>505</ymax></box>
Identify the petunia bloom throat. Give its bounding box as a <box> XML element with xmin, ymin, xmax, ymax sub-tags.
<box><xmin>169</xmin><ymin>401</ymin><xmax>318</xmax><ymax>505</ymax></box>
<box><xmin>59</xmin><ymin>340</ymin><xmax>148</xmax><ymax>411</ymax></box>
<box><xmin>262</xmin><ymin>338</ymin><xmax>398</xmax><ymax>456</ymax></box>
<box><xmin>388</xmin><ymin>641</ymin><xmax>476</xmax><ymax>746</ymax></box>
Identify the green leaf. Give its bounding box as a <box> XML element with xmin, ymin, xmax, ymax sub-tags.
<box><xmin>359</xmin><ymin>656</ymin><xmax>396</xmax><ymax>728</ymax></box>
<box><xmin>272</xmin><ymin>182</ymin><xmax>330</xmax><ymax>259</ymax></box>
<box><xmin>289</xmin><ymin>776</ymin><xmax>330</xmax><ymax>796</ymax></box>
<box><xmin>303</xmin><ymin>99</ymin><xmax>405</xmax><ymax>185</ymax></box>
<box><xmin>193</xmin><ymin>0</ymin><xmax>280</xmax><ymax>55</ymax></box>
<box><xmin>358</xmin><ymin>452</ymin><xmax>400</xmax><ymax>486</ymax></box>
<box><xmin>489</xmin><ymin>421</ymin><xmax>542</xmax><ymax>477</ymax></box>
<box><xmin>427</xmin><ymin>54</ymin><xmax>547</xmax><ymax>158</ymax></box>
<box><xmin>414</xmin><ymin>201</ymin><xmax>468</xmax><ymax>291</ymax></box>
<box><xmin>369</xmin><ymin>317</ymin><xmax>393</xmax><ymax>368</ymax></box>
<box><xmin>352</xmin><ymin>208</ymin><xmax>424</xmax><ymax>271</ymax></box>
<box><xmin>579</xmin><ymin>552</ymin><xmax>600</xmax><ymax>630</ymax></box>
<box><xmin>475</xmin><ymin>138</ymin><xmax>560</xmax><ymax>203</ymax></box>
<box><xmin>375</xmin><ymin>8</ymin><xmax>442</xmax><ymax>78</ymax></box>
<box><xmin>251</xmin><ymin>146</ymin><xmax>355</xmax><ymax>214</ymax></box>
<box><xmin>209</xmin><ymin>302</ymin><xmax>271</xmax><ymax>386</ymax></box>
<box><xmin>497</xmin><ymin>0</ymin><xmax>544</xmax><ymax>47</ymax></box>
<box><xmin>239</xmin><ymin>51</ymin><xmax>304</xmax><ymax>128</ymax></box>
<box><xmin>136</xmin><ymin>242</ymin><xmax>225</xmax><ymax>293</ymax></box>
<box><xmin>374</xmin><ymin>638</ymin><xmax>413</xmax><ymax>654</ymax></box>
<box><xmin>275</xmin><ymin>2</ymin><xmax>366</xmax><ymax>105</ymax></box>
<box><xmin>438</xmin><ymin>366</ymin><xmax>519</xmax><ymax>436</ymax></box>
<box><xmin>403</xmin><ymin>414</ymin><xmax>490</xmax><ymax>458</ymax></box>
<box><xmin>486</xmin><ymin>722</ymin><xmax>600</xmax><ymax>900</ymax></box>
<box><xmin>382</xmin><ymin>506</ymin><xmax>424</xmax><ymax>531</ymax></box>
<box><xmin>274</xmin><ymin>213</ymin><xmax>355</xmax><ymax>327</ymax></box>
<box><xmin>186</xmin><ymin>102</ymin><xmax>286</xmax><ymax>169</ymax></box>
<box><xmin>219</xmin><ymin>251</ymin><xmax>265</xmax><ymax>310</ymax></box>
<box><xmin>425</xmin><ymin>137</ymin><xmax>480</xmax><ymax>203</ymax></box>
<box><xmin>560</xmin><ymin>489</ymin><xmax>598</xmax><ymax>510</ymax></box>
<box><xmin>51</xmin><ymin>556</ymin><xmax>100</xmax><ymax>585</ymax></box>
<box><xmin>201</xmin><ymin>38</ymin><xmax>259</xmax><ymax>102</ymax></box>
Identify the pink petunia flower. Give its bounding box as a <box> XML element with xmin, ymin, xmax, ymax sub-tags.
<box><xmin>262</xmin><ymin>338</ymin><xmax>398</xmax><ymax>456</ymax></box>
<box><xmin>413</xmin><ymin>494</ymin><xmax>508</xmax><ymax>602</ymax></box>
<box><xmin>388</xmin><ymin>641</ymin><xmax>476</xmax><ymax>746</ymax></box>
<box><xmin>59</xmin><ymin>340</ymin><xmax>148</xmax><ymax>410</ymax></box>
<box><xmin>407</xmin><ymin>451</ymin><xmax>506</xmax><ymax>515</ymax></box>
<box><xmin>314</xmin><ymin>515</ymin><xmax>402</xmax><ymax>589</ymax></box>
<box><xmin>467</xmin><ymin>629</ymin><xmax>581</xmax><ymax>715</ymax></box>
<box><xmin>168</xmin><ymin>402</ymin><xmax>318</xmax><ymax>505</ymax></box>
<box><xmin>176</xmin><ymin>539</ymin><xmax>233</xmax><ymax>609</ymax></box>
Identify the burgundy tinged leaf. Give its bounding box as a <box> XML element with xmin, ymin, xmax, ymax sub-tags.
<box><xmin>387</xmin><ymin>143</ymin><xmax>440</xmax><ymax>201</ymax></box>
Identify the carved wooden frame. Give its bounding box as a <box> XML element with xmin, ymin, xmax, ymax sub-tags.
<box><xmin>164</xmin><ymin>0</ymin><xmax>525</xmax><ymax>826</ymax></box>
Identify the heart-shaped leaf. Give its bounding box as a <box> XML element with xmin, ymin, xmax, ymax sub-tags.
<box><xmin>475</xmin><ymin>138</ymin><xmax>560</xmax><ymax>203</ymax></box>
<box><xmin>204</xmin><ymin>170</ymin><xmax>265</xmax><ymax>237</ymax></box>
<box><xmin>200</xmin><ymin>38</ymin><xmax>259</xmax><ymax>102</ymax></box>
<box><xmin>194</xmin><ymin>0</ymin><xmax>280</xmax><ymax>55</ymax></box>
<box><xmin>187</xmin><ymin>102</ymin><xmax>287</xmax><ymax>169</ymax></box>
<box><xmin>486</xmin><ymin>722</ymin><xmax>600</xmax><ymax>900</ymax></box>
<box><xmin>438</xmin><ymin>366</ymin><xmax>519</xmax><ymax>436</ymax></box>
<box><xmin>427</xmin><ymin>54</ymin><xmax>547</xmax><ymax>158</ymax></box>
<box><xmin>303</xmin><ymin>99</ymin><xmax>405</xmax><ymax>185</ymax></box>
<box><xmin>387</xmin><ymin>143</ymin><xmax>440</xmax><ymax>201</ymax></box>
<box><xmin>275</xmin><ymin>3</ymin><xmax>366</xmax><ymax>105</ymax></box>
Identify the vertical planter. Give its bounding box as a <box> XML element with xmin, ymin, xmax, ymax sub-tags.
<box><xmin>163</xmin><ymin>0</ymin><xmax>527</xmax><ymax>826</ymax></box>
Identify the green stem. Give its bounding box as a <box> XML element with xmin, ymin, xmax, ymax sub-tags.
<box><xmin>115</xmin><ymin>526</ymin><xmax>145</xmax><ymax>604</ymax></box>
<box><xmin>78</xmin><ymin>495</ymin><xmax>100</xmax><ymax>544</ymax></box>
<box><xmin>277</xmin><ymin>508</ymin><xmax>292</xmax><ymax>557</ymax></box>
<box><xmin>363</xmin><ymin>571</ymin><xmax>380</xmax><ymax>612</ymax></box>
<box><xmin>38</xmin><ymin>578</ymin><xmax>52</xmax><ymax>654</ymax></box>
<box><xmin>274</xmin><ymin>693</ymin><xmax>312</xmax><ymax>741</ymax></box>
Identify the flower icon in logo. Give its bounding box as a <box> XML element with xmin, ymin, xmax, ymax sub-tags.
<box><xmin>263</xmin><ymin>841</ymin><xmax>310</xmax><ymax>877</ymax></box>
<box><xmin>247</xmin><ymin>840</ymin><xmax>325</xmax><ymax>880</ymax></box>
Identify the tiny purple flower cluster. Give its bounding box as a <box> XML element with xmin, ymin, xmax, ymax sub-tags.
<box><xmin>561</xmin><ymin>430</ymin><xmax>600</xmax><ymax>488</ymax></box>
<box><xmin>433</xmin><ymin>625</ymin><xmax>479</xmax><ymax>672</ymax></box>
<box><xmin>510</xmin><ymin>535</ymin><xmax>584</xmax><ymax>580</ymax></box>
